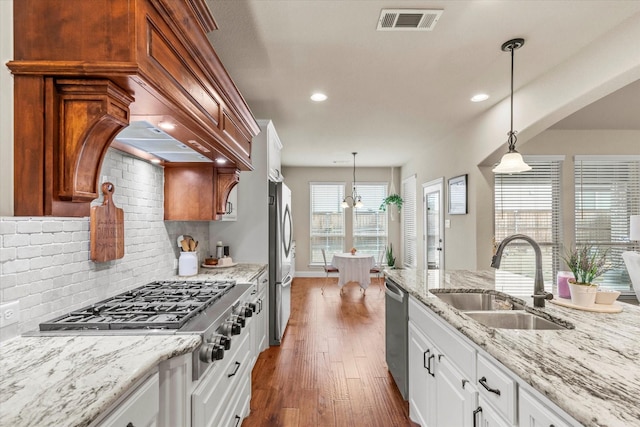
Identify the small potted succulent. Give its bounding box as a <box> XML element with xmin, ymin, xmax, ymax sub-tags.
<box><xmin>561</xmin><ymin>245</ymin><xmax>611</xmax><ymax>307</ymax></box>
<box><xmin>385</xmin><ymin>243</ymin><xmax>396</xmax><ymax>268</ymax></box>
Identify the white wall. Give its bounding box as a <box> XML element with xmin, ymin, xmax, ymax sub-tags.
<box><xmin>0</xmin><ymin>149</ymin><xmax>211</xmax><ymax>342</ymax></box>
<box><xmin>402</xmin><ymin>14</ymin><xmax>640</xmax><ymax>272</ymax></box>
<box><xmin>0</xmin><ymin>0</ymin><xmax>13</xmax><ymax>216</ymax></box>
<box><xmin>282</xmin><ymin>166</ymin><xmax>401</xmax><ymax>276</ymax></box>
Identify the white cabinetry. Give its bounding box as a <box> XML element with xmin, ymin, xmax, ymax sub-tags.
<box><xmin>408</xmin><ymin>296</ymin><xmax>478</xmax><ymax>427</ymax></box>
<box><xmin>266</xmin><ymin>120</ymin><xmax>283</xmax><ymax>182</ymax></box>
<box><xmin>519</xmin><ymin>389</ymin><xmax>571</xmax><ymax>427</ymax></box>
<box><xmin>221</xmin><ymin>185</ymin><xmax>238</xmax><ymax>221</ymax></box>
<box><xmin>407</xmin><ymin>295</ymin><xmax>581</xmax><ymax>427</ymax></box>
<box><xmin>98</xmin><ymin>372</ymin><xmax>159</xmax><ymax>427</ymax></box>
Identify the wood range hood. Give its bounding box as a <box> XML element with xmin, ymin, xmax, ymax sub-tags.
<box><xmin>8</xmin><ymin>0</ymin><xmax>259</xmax><ymax>218</ymax></box>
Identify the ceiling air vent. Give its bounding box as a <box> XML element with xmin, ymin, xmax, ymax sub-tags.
<box><xmin>377</xmin><ymin>9</ymin><xmax>443</xmax><ymax>31</ymax></box>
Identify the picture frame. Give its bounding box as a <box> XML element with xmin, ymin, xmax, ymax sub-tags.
<box><xmin>448</xmin><ymin>174</ymin><xmax>467</xmax><ymax>215</ymax></box>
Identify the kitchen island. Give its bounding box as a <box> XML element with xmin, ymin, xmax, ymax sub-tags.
<box><xmin>0</xmin><ymin>263</ymin><xmax>267</xmax><ymax>427</ymax></box>
<box><xmin>385</xmin><ymin>268</ymin><xmax>640</xmax><ymax>427</ymax></box>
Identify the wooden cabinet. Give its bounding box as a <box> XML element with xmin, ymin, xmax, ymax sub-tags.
<box><xmin>164</xmin><ymin>165</ymin><xmax>239</xmax><ymax>221</ymax></box>
<box><xmin>98</xmin><ymin>372</ymin><xmax>159</xmax><ymax>427</ymax></box>
<box><xmin>9</xmin><ymin>0</ymin><xmax>259</xmax><ymax>217</ymax></box>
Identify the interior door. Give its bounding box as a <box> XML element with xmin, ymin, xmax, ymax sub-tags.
<box><xmin>423</xmin><ymin>179</ymin><xmax>444</xmax><ymax>270</ymax></box>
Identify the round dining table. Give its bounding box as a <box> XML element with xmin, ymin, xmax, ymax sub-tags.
<box><xmin>331</xmin><ymin>253</ymin><xmax>376</xmax><ymax>290</ymax></box>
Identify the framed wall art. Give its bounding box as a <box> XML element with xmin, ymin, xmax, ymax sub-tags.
<box><xmin>448</xmin><ymin>174</ymin><xmax>467</xmax><ymax>215</ymax></box>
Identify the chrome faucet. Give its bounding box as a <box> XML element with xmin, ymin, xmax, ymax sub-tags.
<box><xmin>491</xmin><ymin>234</ymin><xmax>553</xmax><ymax>308</ymax></box>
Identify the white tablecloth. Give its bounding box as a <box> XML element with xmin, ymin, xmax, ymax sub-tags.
<box><xmin>331</xmin><ymin>253</ymin><xmax>375</xmax><ymax>289</ymax></box>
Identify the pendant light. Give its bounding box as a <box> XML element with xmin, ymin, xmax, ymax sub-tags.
<box><xmin>341</xmin><ymin>152</ymin><xmax>363</xmax><ymax>209</ymax></box>
<box><xmin>492</xmin><ymin>38</ymin><xmax>531</xmax><ymax>174</ymax></box>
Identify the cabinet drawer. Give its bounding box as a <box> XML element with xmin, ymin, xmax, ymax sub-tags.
<box><xmin>192</xmin><ymin>331</ymin><xmax>251</xmax><ymax>427</ymax></box>
<box><xmin>409</xmin><ymin>297</ymin><xmax>476</xmax><ymax>381</ymax></box>
<box><xmin>519</xmin><ymin>388</ymin><xmax>571</xmax><ymax>427</ymax></box>
<box><xmin>98</xmin><ymin>372</ymin><xmax>159</xmax><ymax>427</ymax></box>
<box><xmin>477</xmin><ymin>354</ymin><xmax>516</xmax><ymax>424</ymax></box>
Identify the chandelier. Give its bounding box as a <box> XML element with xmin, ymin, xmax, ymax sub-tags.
<box><xmin>492</xmin><ymin>38</ymin><xmax>532</xmax><ymax>174</ymax></box>
<box><xmin>341</xmin><ymin>152</ymin><xmax>363</xmax><ymax>209</ymax></box>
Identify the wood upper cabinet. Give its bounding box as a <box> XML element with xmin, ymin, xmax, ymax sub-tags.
<box><xmin>8</xmin><ymin>0</ymin><xmax>259</xmax><ymax>217</ymax></box>
<box><xmin>164</xmin><ymin>165</ymin><xmax>240</xmax><ymax>221</ymax></box>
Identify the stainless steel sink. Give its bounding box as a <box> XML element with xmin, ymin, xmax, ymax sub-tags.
<box><xmin>433</xmin><ymin>292</ymin><xmax>524</xmax><ymax>311</ymax></box>
<box><xmin>464</xmin><ymin>311</ymin><xmax>568</xmax><ymax>330</ymax></box>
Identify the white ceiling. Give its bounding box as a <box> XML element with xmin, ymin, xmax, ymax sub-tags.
<box><xmin>206</xmin><ymin>1</ymin><xmax>640</xmax><ymax>167</ymax></box>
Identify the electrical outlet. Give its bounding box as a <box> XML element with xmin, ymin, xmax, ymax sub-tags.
<box><xmin>445</xmin><ymin>219</ymin><xmax>451</xmax><ymax>228</ymax></box>
<box><xmin>0</xmin><ymin>301</ymin><xmax>20</xmax><ymax>328</ymax></box>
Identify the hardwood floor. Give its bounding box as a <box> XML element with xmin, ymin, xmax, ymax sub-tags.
<box><xmin>242</xmin><ymin>278</ymin><xmax>419</xmax><ymax>427</ymax></box>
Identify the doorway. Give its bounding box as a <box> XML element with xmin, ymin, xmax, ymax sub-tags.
<box><xmin>423</xmin><ymin>179</ymin><xmax>444</xmax><ymax>270</ymax></box>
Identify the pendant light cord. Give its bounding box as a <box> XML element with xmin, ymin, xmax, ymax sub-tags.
<box><xmin>507</xmin><ymin>44</ymin><xmax>517</xmax><ymax>151</ymax></box>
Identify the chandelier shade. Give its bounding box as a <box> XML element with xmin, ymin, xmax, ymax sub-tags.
<box><xmin>493</xmin><ymin>38</ymin><xmax>531</xmax><ymax>174</ymax></box>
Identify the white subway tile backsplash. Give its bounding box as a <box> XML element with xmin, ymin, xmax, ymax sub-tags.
<box><xmin>42</xmin><ymin>222</ymin><xmax>64</xmax><ymax>233</ymax></box>
<box><xmin>30</xmin><ymin>234</ymin><xmax>54</xmax><ymax>246</ymax></box>
<box><xmin>17</xmin><ymin>246</ymin><xmax>41</xmax><ymax>259</ymax></box>
<box><xmin>0</xmin><ymin>221</ymin><xmax>16</xmax><ymax>234</ymax></box>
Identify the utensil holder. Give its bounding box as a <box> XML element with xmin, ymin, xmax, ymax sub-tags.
<box><xmin>179</xmin><ymin>251</ymin><xmax>198</xmax><ymax>276</ymax></box>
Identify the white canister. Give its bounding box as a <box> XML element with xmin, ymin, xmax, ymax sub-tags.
<box><xmin>179</xmin><ymin>251</ymin><xmax>198</xmax><ymax>276</ymax></box>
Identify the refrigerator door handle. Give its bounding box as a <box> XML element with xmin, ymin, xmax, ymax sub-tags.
<box><xmin>282</xmin><ymin>274</ymin><xmax>293</xmax><ymax>288</ymax></box>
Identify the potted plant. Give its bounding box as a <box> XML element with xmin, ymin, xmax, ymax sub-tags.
<box><xmin>561</xmin><ymin>245</ymin><xmax>611</xmax><ymax>307</ymax></box>
<box><xmin>379</xmin><ymin>194</ymin><xmax>403</xmax><ymax>212</ymax></box>
<box><xmin>385</xmin><ymin>243</ymin><xmax>396</xmax><ymax>268</ymax></box>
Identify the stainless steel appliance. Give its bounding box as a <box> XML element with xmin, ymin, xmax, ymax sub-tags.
<box><xmin>385</xmin><ymin>277</ymin><xmax>409</xmax><ymax>399</ymax></box>
<box><xmin>268</xmin><ymin>181</ymin><xmax>293</xmax><ymax>345</ymax></box>
<box><xmin>36</xmin><ymin>279</ymin><xmax>256</xmax><ymax>381</ymax></box>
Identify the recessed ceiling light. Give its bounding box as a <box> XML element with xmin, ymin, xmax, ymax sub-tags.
<box><xmin>216</xmin><ymin>158</ymin><xmax>227</xmax><ymax>164</ymax></box>
<box><xmin>158</xmin><ymin>121</ymin><xmax>176</xmax><ymax>130</ymax></box>
<box><xmin>310</xmin><ymin>92</ymin><xmax>328</xmax><ymax>102</ymax></box>
<box><xmin>471</xmin><ymin>93</ymin><xmax>490</xmax><ymax>102</ymax></box>
<box><xmin>150</xmin><ymin>158</ymin><xmax>162</xmax><ymax>164</ymax></box>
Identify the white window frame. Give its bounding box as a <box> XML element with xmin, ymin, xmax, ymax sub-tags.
<box><xmin>309</xmin><ymin>182</ymin><xmax>346</xmax><ymax>265</ymax></box>
<box><xmin>352</xmin><ymin>182</ymin><xmax>388</xmax><ymax>260</ymax></box>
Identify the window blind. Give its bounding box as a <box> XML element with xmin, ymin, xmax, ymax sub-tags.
<box><xmin>310</xmin><ymin>183</ymin><xmax>345</xmax><ymax>264</ymax></box>
<box><xmin>402</xmin><ymin>175</ymin><xmax>417</xmax><ymax>268</ymax></box>
<box><xmin>574</xmin><ymin>155</ymin><xmax>640</xmax><ymax>292</ymax></box>
<box><xmin>353</xmin><ymin>183</ymin><xmax>388</xmax><ymax>259</ymax></box>
<box><xmin>494</xmin><ymin>158</ymin><xmax>563</xmax><ymax>295</ymax></box>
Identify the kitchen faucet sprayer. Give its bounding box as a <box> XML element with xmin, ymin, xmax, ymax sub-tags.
<box><xmin>491</xmin><ymin>234</ymin><xmax>553</xmax><ymax>308</ymax></box>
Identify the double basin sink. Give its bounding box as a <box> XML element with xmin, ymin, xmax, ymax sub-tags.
<box><xmin>432</xmin><ymin>291</ymin><xmax>570</xmax><ymax>330</ymax></box>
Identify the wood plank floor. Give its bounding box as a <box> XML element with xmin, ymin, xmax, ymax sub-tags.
<box><xmin>242</xmin><ymin>277</ymin><xmax>419</xmax><ymax>427</ymax></box>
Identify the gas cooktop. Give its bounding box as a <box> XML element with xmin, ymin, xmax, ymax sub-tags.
<box><xmin>39</xmin><ymin>280</ymin><xmax>236</xmax><ymax>331</ymax></box>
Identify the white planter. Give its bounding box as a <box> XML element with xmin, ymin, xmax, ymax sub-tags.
<box><xmin>569</xmin><ymin>282</ymin><xmax>597</xmax><ymax>307</ymax></box>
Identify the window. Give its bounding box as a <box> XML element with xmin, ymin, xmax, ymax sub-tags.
<box><xmin>310</xmin><ymin>183</ymin><xmax>345</xmax><ymax>264</ymax></box>
<box><xmin>403</xmin><ymin>175</ymin><xmax>417</xmax><ymax>268</ymax></box>
<box><xmin>494</xmin><ymin>157</ymin><xmax>563</xmax><ymax>294</ymax></box>
<box><xmin>352</xmin><ymin>183</ymin><xmax>388</xmax><ymax>259</ymax></box>
<box><xmin>574</xmin><ymin>155</ymin><xmax>640</xmax><ymax>292</ymax></box>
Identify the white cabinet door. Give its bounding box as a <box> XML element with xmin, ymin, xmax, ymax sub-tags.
<box><xmin>221</xmin><ymin>186</ymin><xmax>238</xmax><ymax>221</ymax></box>
<box><xmin>408</xmin><ymin>322</ymin><xmax>436</xmax><ymax>427</ymax></box>
<box><xmin>98</xmin><ymin>373</ymin><xmax>159</xmax><ymax>427</ymax></box>
<box><xmin>436</xmin><ymin>356</ymin><xmax>478</xmax><ymax>427</ymax></box>
<box><xmin>519</xmin><ymin>389</ymin><xmax>571</xmax><ymax>427</ymax></box>
<box><xmin>267</xmin><ymin>122</ymin><xmax>283</xmax><ymax>181</ymax></box>
<box><xmin>477</xmin><ymin>397</ymin><xmax>513</xmax><ymax>427</ymax></box>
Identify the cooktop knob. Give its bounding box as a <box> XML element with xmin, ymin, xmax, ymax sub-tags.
<box><xmin>212</xmin><ymin>344</ymin><xmax>225</xmax><ymax>361</ymax></box>
<box><xmin>199</xmin><ymin>343</ymin><xmax>224</xmax><ymax>363</ymax></box>
<box><xmin>214</xmin><ymin>334</ymin><xmax>231</xmax><ymax>350</ymax></box>
<box><xmin>231</xmin><ymin>321</ymin><xmax>241</xmax><ymax>335</ymax></box>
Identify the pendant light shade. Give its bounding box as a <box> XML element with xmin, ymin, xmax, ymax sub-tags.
<box><xmin>493</xmin><ymin>38</ymin><xmax>531</xmax><ymax>174</ymax></box>
<box><xmin>342</xmin><ymin>152</ymin><xmax>363</xmax><ymax>209</ymax></box>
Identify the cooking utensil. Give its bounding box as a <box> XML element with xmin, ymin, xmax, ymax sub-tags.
<box><xmin>189</xmin><ymin>239</ymin><xmax>196</xmax><ymax>251</ymax></box>
<box><xmin>180</xmin><ymin>239</ymin><xmax>190</xmax><ymax>252</ymax></box>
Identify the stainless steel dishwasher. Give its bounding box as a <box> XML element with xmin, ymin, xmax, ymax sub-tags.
<box><xmin>385</xmin><ymin>277</ymin><xmax>408</xmax><ymax>399</ymax></box>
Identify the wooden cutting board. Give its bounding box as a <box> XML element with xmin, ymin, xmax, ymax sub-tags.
<box><xmin>90</xmin><ymin>182</ymin><xmax>125</xmax><ymax>262</ymax></box>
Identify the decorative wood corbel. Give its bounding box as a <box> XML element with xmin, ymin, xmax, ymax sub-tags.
<box><xmin>215</xmin><ymin>168</ymin><xmax>240</xmax><ymax>216</ymax></box>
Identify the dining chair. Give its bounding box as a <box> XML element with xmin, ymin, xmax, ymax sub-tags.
<box><xmin>369</xmin><ymin>250</ymin><xmax>385</xmax><ymax>293</ymax></box>
<box><xmin>320</xmin><ymin>248</ymin><xmax>339</xmax><ymax>294</ymax></box>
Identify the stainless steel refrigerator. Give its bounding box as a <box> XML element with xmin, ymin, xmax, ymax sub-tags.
<box><xmin>268</xmin><ymin>181</ymin><xmax>293</xmax><ymax>345</ymax></box>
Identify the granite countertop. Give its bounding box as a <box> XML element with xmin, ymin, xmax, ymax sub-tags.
<box><xmin>0</xmin><ymin>263</ymin><xmax>267</xmax><ymax>427</ymax></box>
<box><xmin>191</xmin><ymin>262</ymin><xmax>267</xmax><ymax>283</ymax></box>
<box><xmin>385</xmin><ymin>268</ymin><xmax>640</xmax><ymax>427</ymax></box>
<box><xmin>0</xmin><ymin>335</ymin><xmax>201</xmax><ymax>427</ymax></box>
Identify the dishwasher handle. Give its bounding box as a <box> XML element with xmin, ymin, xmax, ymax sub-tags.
<box><xmin>384</xmin><ymin>280</ymin><xmax>405</xmax><ymax>303</ymax></box>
